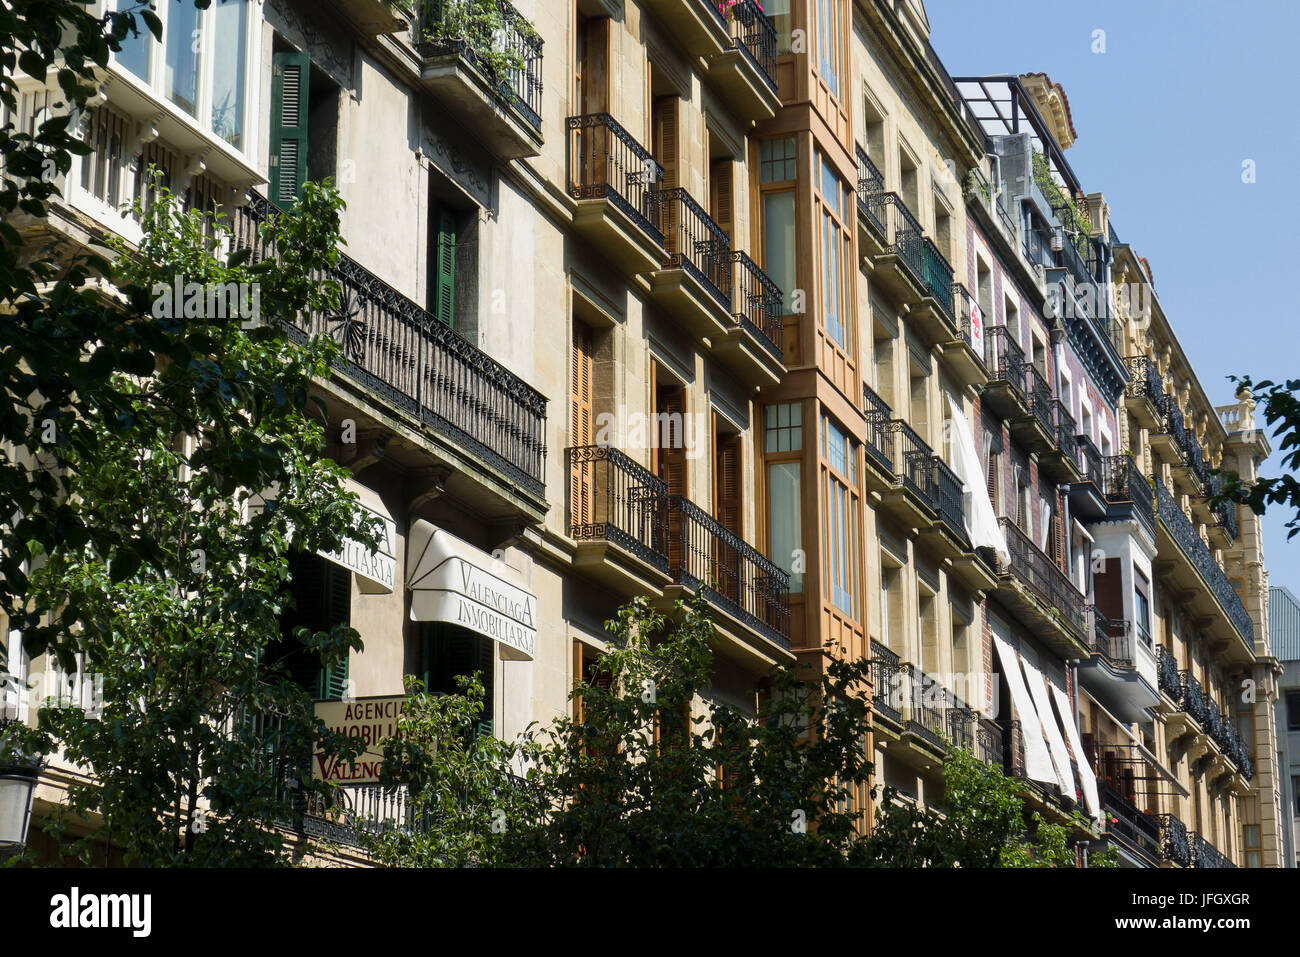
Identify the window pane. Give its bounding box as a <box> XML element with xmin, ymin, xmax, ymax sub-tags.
<box><xmin>117</xmin><ymin>20</ymin><xmax>151</xmax><ymax>81</ymax></box>
<box><xmin>765</xmin><ymin>402</ymin><xmax>802</xmax><ymax>453</ymax></box>
<box><xmin>760</xmin><ymin>137</ymin><xmax>797</xmax><ymax>183</ymax></box>
<box><xmin>212</xmin><ymin>0</ymin><xmax>247</xmax><ymax>147</ymax></box>
<box><xmin>763</xmin><ymin>191</ymin><xmax>796</xmax><ymax>306</ymax></box>
<box><xmin>767</xmin><ymin>0</ymin><xmax>793</xmax><ymax>53</ymax></box>
<box><xmin>768</xmin><ymin>462</ymin><xmax>803</xmax><ymax>593</ymax></box>
<box><xmin>164</xmin><ymin>1</ymin><xmax>203</xmax><ymax>116</ymax></box>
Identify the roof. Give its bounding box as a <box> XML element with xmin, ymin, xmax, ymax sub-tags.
<box><xmin>1270</xmin><ymin>585</ymin><xmax>1300</xmax><ymax>661</ymax></box>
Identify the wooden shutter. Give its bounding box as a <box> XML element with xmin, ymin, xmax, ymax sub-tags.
<box><xmin>580</xmin><ymin>18</ymin><xmax>609</xmax><ymax>114</ymax></box>
<box><xmin>422</xmin><ymin>625</ymin><xmax>494</xmax><ymax>734</ymax></box>
<box><xmin>654</xmin><ymin>97</ymin><xmax>679</xmax><ymax>189</ymax></box>
<box><xmin>715</xmin><ymin>429</ymin><xmax>742</xmax><ymax>602</ymax></box>
<box><xmin>571</xmin><ymin>321</ymin><xmax>594</xmax><ymax>527</ymax></box>
<box><xmin>270</xmin><ymin>52</ymin><xmax>309</xmax><ymax>206</ymax></box>
<box><xmin>318</xmin><ymin>560</ymin><xmax>351</xmax><ymax>700</ymax></box>
<box><xmin>710</xmin><ymin>159</ymin><xmax>734</xmax><ymax>243</ymax></box>
<box><xmin>434</xmin><ymin>207</ymin><xmax>455</xmax><ymax>328</ymax></box>
<box><xmin>659</xmin><ymin>384</ymin><xmax>687</xmax><ymax>573</ymax></box>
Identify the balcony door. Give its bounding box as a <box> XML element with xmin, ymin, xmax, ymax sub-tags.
<box><xmin>570</xmin><ymin>320</ymin><xmax>595</xmax><ymax>529</ymax></box>
<box><xmin>713</xmin><ymin>419</ymin><xmax>742</xmax><ymax>604</ymax></box>
<box><xmin>572</xmin><ymin>15</ymin><xmax>609</xmax><ymax>193</ymax></box>
<box><xmin>652</xmin><ymin>362</ymin><xmax>687</xmax><ymax>572</ymax></box>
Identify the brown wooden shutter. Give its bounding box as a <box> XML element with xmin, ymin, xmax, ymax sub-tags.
<box><xmin>658</xmin><ymin>383</ymin><xmax>687</xmax><ymax>573</ymax></box>
<box><xmin>571</xmin><ymin>321</ymin><xmax>594</xmax><ymax>528</ymax></box>
<box><xmin>710</xmin><ymin>159</ymin><xmax>734</xmax><ymax>243</ymax></box>
<box><xmin>654</xmin><ymin>96</ymin><xmax>679</xmax><ymax>189</ymax></box>
<box><xmin>581</xmin><ymin>18</ymin><xmax>609</xmax><ymax>114</ymax></box>
<box><xmin>985</xmin><ymin>451</ymin><xmax>999</xmax><ymax>514</ymax></box>
<box><xmin>715</xmin><ymin>429</ymin><xmax>742</xmax><ymax>602</ymax></box>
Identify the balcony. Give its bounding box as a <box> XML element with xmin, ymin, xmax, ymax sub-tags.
<box><xmin>1068</xmin><ymin>433</ymin><xmax>1107</xmax><ymax>520</ymax></box>
<box><xmin>856</xmin><ymin>146</ymin><xmax>888</xmax><ymax>252</ymax></box>
<box><xmin>705</xmin><ymin>0</ymin><xmax>782</xmax><ymax>121</ymax></box>
<box><xmin>861</xmin><ymin>383</ymin><xmax>896</xmax><ymax>490</ymax></box>
<box><xmin>1102</xmin><ymin>454</ymin><xmax>1155</xmax><ymax>539</ymax></box>
<box><xmin>870</xmin><ymin>640</ymin><xmax>903</xmax><ymax>725</ymax></box>
<box><xmin>332</xmin><ymin>0</ymin><xmax>407</xmax><ymax>35</ymax></box>
<box><xmin>1079</xmin><ymin>606</ymin><xmax>1160</xmax><ymax>724</ymax></box>
<box><xmin>982</xmin><ymin>326</ymin><xmax>1029</xmax><ymax>420</ymax></box>
<box><xmin>1158</xmin><ymin>813</ymin><xmax>1192</xmax><ymax>867</ymax></box>
<box><xmin>566</xmin><ymin>113</ymin><xmax>666</xmax><ymax>276</ymax></box>
<box><xmin>1152</xmin><ymin>476</ymin><xmax>1254</xmax><ymax>653</ymax></box>
<box><xmin>642</xmin><ymin>0</ymin><xmax>733</xmax><ymax>60</ymax></box>
<box><xmin>650</xmin><ymin>186</ymin><xmax>733</xmax><ymax>328</ymax></box>
<box><xmin>941</xmin><ymin>284</ymin><xmax>990</xmax><ymax>390</ymax></box>
<box><xmin>1087</xmin><ymin>606</ymin><xmax>1133</xmax><ymax>666</ymax></box>
<box><xmin>1123</xmin><ymin>356</ymin><xmax>1167</xmax><ymax>431</ymax></box>
<box><xmin>1204</xmin><ymin>474</ymin><xmax>1239</xmax><ymax>548</ymax></box>
<box><xmin>414</xmin><ymin>0</ymin><xmax>544</xmax><ymax>159</ymax></box>
<box><xmin>1098</xmin><ymin>780</ymin><xmax>1162</xmax><ymax>868</ymax></box>
<box><xmin>565</xmin><ymin>446</ymin><xmax>792</xmax><ymax>655</ymax></box>
<box><xmin>665</xmin><ymin>494</ymin><xmax>791</xmax><ymax>653</ymax></box>
<box><xmin>880</xmin><ymin>419</ymin><xmax>938</xmax><ymax>527</ymax></box>
<box><xmin>995</xmin><ymin>517</ymin><xmax>1089</xmax><ymax>658</ymax></box>
<box><xmin>230</xmin><ymin>193</ymin><xmax>548</xmax><ymax>513</ymax></box>
<box><xmin>1010</xmin><ymin>364</ymin><xmax>1056</xmax><ymax>453</ymax></box>
<box><xmin>868</xmin><ymin>193</ymin><xmax>958</xmax><ymax>343</ymax></box>
<box><xmin>1191</xmin><ymin>832</ymin><xmax>1236</xmax><ymax>868</ymax></box>
<box><xmin>1152</xmin><ymin>401</ymin><xmax>1209</xmax><ymax>496</ymax></box>
<box><xmin>1039</xmin><ymin>398</ymin><xmax>1082</xmax><ymax>482</ymax></box>
<box><xmin>716</xmin><ymin>250</ymin><xmax>785</xmax><ymax>384</ymax></box>
<box><xmin>1156</xmin><ymin>645</ymin><xmax>1181</xmax><ymax>702</ymax></box>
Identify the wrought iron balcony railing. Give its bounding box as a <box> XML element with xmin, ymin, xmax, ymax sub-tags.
<box><xmin>567</xmin><ymin>445</ymin><xmax>669</xmax><ymax>572</ymax></box>
<box><xmin>1153</xmin><ymin>476</ymin><xmax>1253</xmax><ymax>644</ymax></box>
<box><xmin>976</xmin><ymin>716</ymin><xmax>1005</xmax><ymax>767</ymax></box>
<box><xmin>1205</xmin><ymin>474</ymin><xmax>1240</xmax><ymax>542</ymax></box>
<box><xmin>415</xmin><ymin>0</ymin><xmax>544</xmax><ymax>129</ymax></box>
<box><xmin>230</xmin><ymin>193</ymin><xmax>548</xmax><ymax>495</ymax></box>
<box><xmin>862</xmin><ymin>383</ymin><xmax>894</xmax><ymax>472</ymax></box>
<box><xmin>666</xmin><ymin>494</ymin><xmax>790</xmax><ymax>648</ymax></box>
<box><xmin>1180</xmin><ymin>670</ymin><xmax>1208</xmax><ymax>727</ymax></box>
<box><xmin>1158</xmin><ymin>813</ymin><xmax>1192</xmax><ymax>867</ymax></box>
<box><xmin>1025</xmin><ymin>365</ymin><xmax>1055</xmax><ymax>435</ymax></box>
<box><xmin>1205</xmin><ymin>697</ymin><xmax>1225</xmax><ymax>746</ymax></box>
<box><xmin>879</xmin><ymin>192</ymin><xmax>927</xmax><ymax>292</ymax></box>
<box><xmin>870</xmin><ymin>640</ymin><xmax>902</xmax><ymax>723</ymax></box>
<box><xmin>950</xmin><ymin>283</ymin><xmax>984</xmax><ymax>353</ymax></box>
<box><xmin>886</xmin><ymin>419</ymin><xmax>937</xmax><ymax>508</ymax></box>
<box><xmin>1191</xmin><ymin>832</ymin><xmax>1236</xmax><ymax>868</ymax></box>
<box><xmin>998</xmin><ymin>517</ymin><xmax>1088</xmax><ymax>637</ymax></box>
<box><xmin>1157</xmin><ymin>645</ymin><xmax>1182</xmax><ymax>700</ymax></box>
<box><xmin>1088</xmin><ymin>606</ymin><xmax>1133</xmax><ymax>666</ymax></box>
<box><xmin>985</xmin><ymin>325</ymin><xmax>1027</xmax><ymax>396</ymax></box>
<box><xmin>906</xmin><ymin>665</ymin><xmax>947</xmax><ymax>750</ymax></box>
<box><xmin>656</xmin><ymin>186</ymin><xmax>731</xmax><ymax>307</ymax></box>
<box><xmin>728</xmin><ymin>249</ymin><xmax>783</xmax><ymax>360</ymax></box>
<box><xmin>1052</xmin><ymin>399</ymin><xmax>1079</xmax><ymax>465</ymax></box>
<box><xmin>1100</xmin><ymin>781</ymin><xmax>1162</xmax><ymax>866</ymax></box>
<box><xmin>1103</xmin><ymin>454</ymin><xmax>1155</xmax><ymax>536</ymax></box>
<box><xmin>1076</xmin><ymin>433</ymin><xmax>1104</xmax><ymax>485</ymax></box>
<box><xmin>723</xmin><ymin>0</ymin><xmax>778</xmax><ymax>90</ymax></box>
<box><xmin>920</xmin><ymin>237</ymin><xmax>955</xmax><ymax>319</ymax></box>
<box><xmin>567</xmin><ymin>113</ymin><xmax>665</xmax><ymax>244</ymax></box>
<box><xmin>1124</xmin><ymin>355</ymin><xmax>1166</xmax><ymax>410</ymax></box>
<box><xmin>932</xmin><ymin>456</ymin><xmax>967</xmax><ymax>543</ymax></box>
<box><xmin>855</xmin><ymin>145</ymin><xmax>887</xmax><ymax>236</ymax></box>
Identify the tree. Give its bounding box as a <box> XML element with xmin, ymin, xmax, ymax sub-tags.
<box><xmin>1</xmin><ymin>1</ymin><xmax>219</xmax><ymax>671</ymax></box>
<box><xmin>5</xmin><ymin>179</ymin><xmax>378</xmax><ymax>866</ymax></box>
<box><xmin>1214</xmin><ymin>378</ymin><xmax>1300</xmax><ymax>540</ymax></box>
<box><xmin>862</xmin><ymin>747</ymin><xmax>1116</xmax><ymax>867</ymax></box>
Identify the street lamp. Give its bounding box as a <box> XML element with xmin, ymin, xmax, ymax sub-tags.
<box><xmin>0</xmin><ymin>722</ymin><xmax>41</xmax><ymax>855</ymax></box>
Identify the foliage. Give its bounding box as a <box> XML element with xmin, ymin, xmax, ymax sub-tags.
<box><xmin>8</xmin><ymin>180</ymin><xmax>378</xmax><ymax>866</ymax></box>
<box><xmin>862</xmin><ymin>747</ymin><xmax>1116</xmax><ymax>867</ymax></box>
<box><xmin>1032</xmin><ymin>150</ymin><xmax>1092</xmax><ymax>256</ymax></box>
<box><xmin>420</xmin><ymin>0</ymin><xmax>536</xmax><ymax>84</ymax></box>
<box><xmin>0</xmin><ymin>1</ymin><xmax>222</xmax><ymax>673</ymax></box>
<box><xmin>1214</xmin><ymin>377</ymin><xmax>1300</xmax><ymax>540</ymax></box>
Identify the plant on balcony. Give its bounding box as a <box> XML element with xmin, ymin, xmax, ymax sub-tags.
<box><xmin>718</xmin><ymin>0</ymin><xmax>764</xmax><ymax>20</ymax></box>
<box><xmin>419</xmin><ymin>0</ymin><xmax>537</xmax><ymax>84</ymax></box>
<box><xmin>1032</xmin><ymin>150</ymin><xmax>1092</xmax><ymax>256</ymax></box>
<box><xmin>10</xmin><ymin>180</ymin><xmax>382</xmax><ymax>866</ymax></box>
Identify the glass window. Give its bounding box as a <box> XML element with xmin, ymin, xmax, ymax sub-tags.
<box><xmin>211</xmin><ymin>0</ymin><xmax>248</xmax><ymax>147</ymax></box>
<box><xmin>822</xmin><ymin>414</ymin><xmax>859</xmax><ymax>617</ymax></box>
<box><xmin>164</xmin><ymin>0</ymin><xmax>202</xmax><ymax>116</ymax></box>
<box><xmin>766</xmin><ymin>0</ymin><xmax>793</xmax><ymax>53</ymax></box>
<box><xmin>117</xmin><ymin>16</ymin><xmax>151</xmax><ymax>81</ymax></box>
<box><xmin>816</xmin><ymin>0</ymin><xmax>839</xmax><ymax>96</ymax></box>
<box><xmin>767</xmin><ymin>462</ymin><xmax>802</xmax><ymax>594</ymax></box>
<box><xmin>765</xmin><ymin>403</ymin><xmax>802</xmax><ymax>453</ymax></box>
<box><xmin>760</xmin><ymin>137</ymin><xmax>797</xmax><ymax>183</ymax></box>
<box><xmin>762</xmin><ymin>191</ymin><xmax>795</xmax><ymax>308</ymax></box>
<box><xmin>1292</xmin><ymin>776</ymin><xmax>1300</xmax><ymax>816</ymax></box>
<box><xmin>1288</xmin><ymin>690</ymin><xmax>1300</xmax><ymax>731</ymax></box>
<box><xmin>816</xmin><ymin>153</ymin><xmax>849</xmax><ymax>350</ymax></box>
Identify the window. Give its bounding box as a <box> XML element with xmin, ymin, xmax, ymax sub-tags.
<box><xmin>765</xmin><ymin>403</ymin><xmax>803</xmax><ymax>594</ymax></box>
<box><xmin>759</xmin><ymin>138</ymin><xmax>797</xmax><ymax>312</ymax></box>
<box><xmin>1288</xmin><ymin>690</ymin><xmax>1300</xmax><ymax>731</ymax></box>
<box><xmin>919</xmin><ymin>588</ymin><xmax>938</xmax><ymax>676</ymax></box>
<box><xmin>268</xmin><ymin>50</ymin><xmax>341</xmax><ymax>205</ymax></box>
<box><xmin>211</xmin><ymin>0</ymin><xmax>249</xmax><ymax>148</ymax></box>
<box><xmin>163</xmin><ymin>0</ymin><xmax>202</xmax><ymax>116</ymax></box>
<box><xmin>1004</xmin><ymin>293</ymin><xmax>1019</xmax><ymax>342</ymax></box>
<box><xmin>1293</xmin><ymin>776</ymin><xmax>1300</xmax><ymax>817</ymax></box>
<box><xmin>767</xmin><ymin>0</ymin><xmax>793</xmax><ymax>53</ymax></box>
<box><xmin>862</xmin><ymin>91</ymin><xmax>886</xmax><ymax>171</ymax></box>
<box><xmin>430</xmin><ymin>203</ymin><xmax>457</xmax><ymax>326</ymax></box>
<box><xmin>815</xmin><ymin>0</ymin><xmax>841</xmax><ymax>96</ymax></box>
<box><xmin>821</xmin><ymin>414</ymin><xmax>859</xmax><ymax>617</ymax></box>
<box><xmin>1135</xmin><ymin>568</ymin><xmax>1153</xmax><ymax>647</ymax></box>
<box><xmin>275</xmin><ymin>552</ymin><xmax>352</xmax><ymax>700</ymax></box>
<box><xmin>815</xmin><ymin>151</ymin><xmax>851</xmax><ymax>350</ymax></box>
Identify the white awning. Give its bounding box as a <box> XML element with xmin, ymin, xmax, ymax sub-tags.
<box><xmin>1022</xmin><ymin>659</ymin><xmax>1078</xmax><ymax>802</ymax></box>
<box><xmin>1051</xmin><ymin>683</ymin><xmax>1101</xmax><ymax>820</ymax></box>
<box><xmin>992</xmin><ymin>636</ymin><xmax>1057</xmax><ymax>786</ymax></box>
<box><xmin>945</xmin><ymin>394</ymin><xmax>1010</xmax><ymax>565</ymax></box>
<box><xmin>406</xmin><ymin>519</ymin><xmax>537</xmax><ymax>660</ymax></box>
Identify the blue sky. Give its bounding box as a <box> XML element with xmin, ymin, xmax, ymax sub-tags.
<box><xmin>926</xmin><ymin>0</ymin><xmax>1300</xmax><ymax>595</ymax></box>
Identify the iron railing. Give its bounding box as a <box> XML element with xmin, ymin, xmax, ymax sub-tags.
<box><xmin>998</xmin><ymin>517</ymin><xmax>1088</xmax><ymax>637</ymax></box>
<box><xmin>1124</xmin><ymin>355</ymin><xmax>1166</xmax><ymax>412</ymax></box>
<box><xmin>1191</xmin><ymin>832</ymin><xmax>1236</xmax><ymax>868</ymax></box>
<box><xmin>950</xmin><ymin>283</ymin><xmax>985</xmax><ymax>358</ymax></box>
<box><xmin>566</xmin><ymin>113</ymin><xmax>664</xmax><ymax>244</ymax></box>
<box><xmin>657</xmin><ymin>186</ymin><xmax>731</xmax><ymax>307</ymax></box>
<box><xmin>855</xmin><ymin>144</ymin><xmax>886</xmax><ymax>236</ymax></box>
<box><xmin>1025</xmin><ymin>365</ymin><xmax>1054</xmax><ymax>435</ymax></box>
<box><xmin>932</xmin><ymin>456</ymin><xmax>967</xmax><ymax>542</ymax></box>
<box><xmin>920</xmin><ymin>238</ymin><xmax>955</xmax><ymax>318</ymax></box>
<box><xmin>1103</xmin><ymin>454</ymin><xmax>1155</xmax><ymax>536</ymax></box>
<box><xmin>415</xmin><ymin>0</ymin><xmax>544</xmax><ymax>129</ymax></box>
<box><xmin>906</xmin><ymin>665</ymin><xmax>947</xmax><ymax>750</ymax></box>
<box><xmin>1088</xmin><ymin>606</ymin><xmax>1133</xmax><ymax>666</ymax></box>
<box><xmin>566</xmin><ymin>445</ymin><xmax>669</xmax><ymax>572</ymax></box>
<box><xmin>1076</xmin><ymin>433</ymin><xmax>1103</xmax><ymax>485</ymax></box>
<box><xmin>230</xmin><ymin>194</ymin><xmax>548</xmax><ymax>495</ymax></box>
<box><xmin>1206</xmin><ymin>475</ymin><xmax>1240</xmax><ymax>542</ymax></box>
<box><xmin>1158</xmin><ymin>813</ymin><xmax>1192</xmax><ymax>867</ymax></box>
<box><xmin>1180</xmin><ymin>671</ymin><xmax>1208</xmax><ymax>726</ymax></box>
<box><xmin>887</xmin><ymin>419</ymin><xmax>937</xmax><ymax>509</ymax></box>
<box><xmin>862</xmin><ymin>383</ymin><xmax>894</xmax><ymax>471</ymax></box>
<box><xmin>976</xmin><ymin>716</ymin><xmax>1004</xmax><ymax>767</ymax></box>
<box><xmin>1052</xmin><ymin>400</ymin><xmax>1078</xmax><ymax>466</ymax></box>
<box><xmin>1205</xmin><ymin>697</ymin><xmax>1224</xmax><ymax>744</ymax></box>
<box><xmin>879</xmin><ymin>192</ymin><xmax>927</xmax><ymax>292</ymax></box>
<box><xmin>985</xmin><ymin>325</ymin><xmax>1027</xmax><ymax>396</ymax></box>
<box><xmin>666</xmin><ymin>494</ymin><xmax>791</xmax><ymax>648</ymax></box>
<box><xmin>1157</xmin><ymin>645</ymin><xmax>1182</xmax><ymax>700</ymax></box>
<box><xmin>1100</xmin><ymin>781</ymin><xmax>1162</xmax><ymax>866</ymax></box>
<box><xmin>724</xmin><ymin>0</ymin><xmax>778</xmax><ymax>90</ymax></box>
<box><xmin>728</xmin><ymin>250</ymin><xmax>783</xmax><ymax>360</ymax></box>
<box><xmin>870</xmin><ymin>640</ymin><xmax>902</xmax><ymax>723</ymax></box>
<box><xmin>1153</xmin><ymin>476</ymin><xmax>1253</xmax><ymax>644</ymax></box>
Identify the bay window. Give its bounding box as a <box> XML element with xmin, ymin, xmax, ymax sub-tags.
<box><xmin>759</xmin><ymin>138</ymin><xmax>797</xmax><ymax>313</ymax></box>
<box><xmin>821</xmin><ymin>413</ymin><xmax>860</xmax><ymax>617</ymax></box>
<box><xmin>816</xmin><ymin>151</ymin><xmax>852</xmax><ymax>351</ymax></box>
<box><xmin>765</xmin><ymin>403</ymin><xmax>804</xmax><ymax>594</ymax></box>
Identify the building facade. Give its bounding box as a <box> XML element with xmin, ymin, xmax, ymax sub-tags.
<box><xmin>1270</xmin><ymin>585</ymin><xmax>1300</xmax><ymax>867</ymax></box>
<box><xmin>0</xmin><ymin>0</ymin><xmax>1283</xmax><ymax>866</ymax></box>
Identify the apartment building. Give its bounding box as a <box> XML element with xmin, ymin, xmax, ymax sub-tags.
<box><xmin>1271</xmin><ymin>585</ymin><xmax>1300</xmax><ymax>867</ymax></box>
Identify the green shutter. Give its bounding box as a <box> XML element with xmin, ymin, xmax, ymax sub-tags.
<box><xmin>270</xmin><ymin>51</ymin><xmax>310</xmax><ymax>206</ymax></box>
<box><xmin>434</xmin><ymin>207</ymin><xmax>455</xmax><ymax>328</ymax></box>
<box><xmin>420</xmin><ymin>624</ymin><xmax>493</xmax><ymax>736</ymax></box>
<box><xmin>317</xmin><ymin>560</ymin><xmax>351</xmax><ymax>700</ymax></box>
